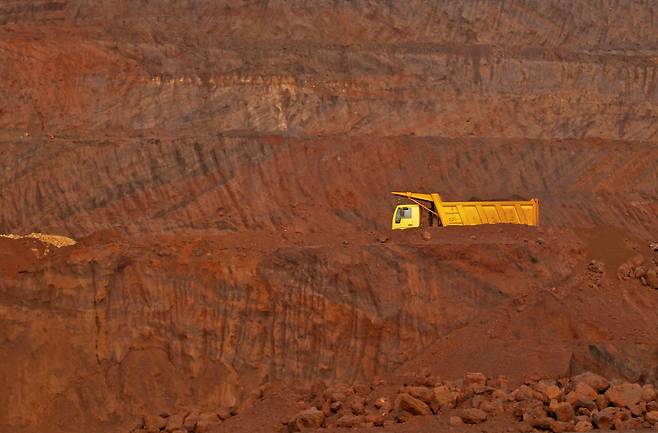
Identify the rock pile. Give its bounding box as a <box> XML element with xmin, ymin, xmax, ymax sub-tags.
<box><xmin>131</xmin><ymin>408</ymin><xmax>234</xmax><ymax>433</ymax></box>
<box><xmin>284</xmin><ymin>372</ymin><xmax>658</xmax><ymax>431</ymax></box>
<box><xmin>617</xmin><ymin>254</ymin><xmax>658</xmax><ymax>289</ymax></box>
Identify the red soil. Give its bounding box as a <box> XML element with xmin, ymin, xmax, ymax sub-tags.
<box><xmin>0</xmin><ymin>2</ymin><xmax>657</xmax><ymax>433</ymax></box>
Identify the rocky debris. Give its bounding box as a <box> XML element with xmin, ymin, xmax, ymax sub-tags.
<box><xmin>277</xmin><ymin>372</ymin><xmax>658</xmax><ymax>432</ymax></box>
<box><xmin>617</xmin><ymin>256</ymin><xmax>658</xmax><ymax>289</ymax></box>
<box><xmin>136</xmin><ymin>409</ymin><xmax>232</xmax><ymax>433</ymax></box>
<box><xmin>421</xmin><ymin>230</ymin><xmax>432</xmax><ymax>241</ymax></box>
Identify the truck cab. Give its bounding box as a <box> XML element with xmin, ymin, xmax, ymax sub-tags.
<box><xmin>391</xmin><ymin>204</ymin><xmax>420</xmax><ymax>229</ymax></box>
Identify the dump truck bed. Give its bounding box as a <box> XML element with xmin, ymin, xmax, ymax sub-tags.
<box><xmin>437</xmin><ymin>199</ymin><xmax>539</xmax><ymax>226</ymax></box>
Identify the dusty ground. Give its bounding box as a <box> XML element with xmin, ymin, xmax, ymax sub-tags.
<box><xmin>0</xmin><ymin>1</ymin><xmax>657</xmax><ymax>433</ymax></box>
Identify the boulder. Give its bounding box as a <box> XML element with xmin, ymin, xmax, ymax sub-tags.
<box><xmin>373</xmin><ymin>397</ymin><xmax>391</xmax><ymax>414</ymax></box>
<box><xmin>605</xmin><ymin>383</ymin><xmax>643</xmax><ymax>408</ymax></box>
<box><xmin>217</xmin><ymin>407</ymin><xmax>232</xmax><ymax>420</ymax></box>
<box><xmin>531</xmin><ymin>416</ymin><xmax>566</xmax><ymax>433</ymax></box>
<box><xmin>431</xmin><ymin>385</ymin><xmax>459</xmax><ymax>411</ymax></box>
<box><xmin>336</xmin><ymin>414</ymin><xmax>363</xmax><ymax>428</ymax></box>
<box><xmin>289</xmin><ymin>408</ymin><xmax>325</xmax><ymax>432</ymax></box>
<box><xmin>324</xmin><ymin>386</ymin><xmax>349</xmax><ymax>403</ymax></box>
<box><xmin>577</xmin><ymin>407</ymin><xmax>592</xmax><ymax>416</ymax></box>
<box><xmin>515</xmin><ymin>384</ymin><xmax>544</xmax><ymax>401</ymax></box>
<box><xmin>566</xmin><ymin>382</ymin><xmax>597</xmax><ymax>406</ymax></box>
<box><xmin>617</xmin><ymin>263</ymin><xmax>633</xmax><ymax>280</ymax></box>
<box><xmin>164</xmin><ymin>414</ymin><xmax>184</xmax><ymax>432</ymax></box>
<box><xmin>487</xmin><ymin>375</ymin><xmax>509</xmax><ymax>390</ymax></box>
<box><xmin>519</xmin><ymin>401</ymin><xmax>547</xmax><ymax>421</ymax></box>
<box><xmin>353</xmin><ymin>384</ymin><xmax>370</xmax><ymax>396</ymax></box>
<box><xmin>645</xmin><ymin>410</ymin><xmax>658</xmax><ymax>424</ymax></box>
<box><xmin>364</xmin><ymin>413</ymin><xmax>385</xmax><ymax>426</ymax></box>
<box><xmin>144</xmin><ymin>415</ymin><xmax>168</xmax><ymax>431</ymax></box>
<box><xmin>618</xmin><ymin>417</ymin><xmax>644</xmax><ymax>430</ymax></box>
<box><xmin>183</xmin><ymin>413</ymin><xmax>199</xmax><ymax>431</ymax></box>
<box><xmin>464</xmin><ymin>372</ymin><xmax>487</xmax><ymax>391</ymax></box>
<box><xmin>534</xmin><ymin>383</ymin><xmax>561</xmax><ymax>401</ymax></box>
<box><xmin>592</xmin><ymin>407</ymin><xmax>617</xmax><ymax>429</ymax></box>
<box><xmin>573</xmin><ymin>420</ymin><xmax>593</xmax><ymax>432</ymax></box>
<box><xmin>195</xmin><ymin>412</ymin><xmax>220</xmax><ymax>433</ymax></box>
<box><xmin>642</xmin><ymin>384</ymin><xmax>658</xmax><ymax>402</ymax></box>
<box><xmin>449</xmin><ymin>416</ymin><xmax>464</xmax><ymax>426</ymax></box>
<box><xmin>461</xmin><ymin>408</ymin><xmax>488</xmax><ymax>424</ymax></box>
<box><xmin>408</xmin><ymin>386</ymin><xmax>433</xmax><ymax>404</ymax></box>
<box><xmin>350</xmin><ymin>396</ymin><xmax>366</xmax><ymax>415</ymax></box>
<box><xmin>646</xmin><ymin>268</ymin><xmax>658</xmax><ymax>289</ymax></box>
<box><xmin>395</xmin><ymin>393</ymin><xmax>432</xmax><ymax>416</ymax></box>
<box><xmin>633</xmin><ymin>265</ymin><xmax>648</xmax><ymax>279</ymax></box>
<box><xmin>594</xmin><ymin>394</ymin><xmax>609</xmax><ymax>410</ymax></box>
<box><xmin>318</xmin><ymin>399</ymin><xmax>330</xmax><ymax>417</ymax></box>
<box><xmin>480</xmin><ymin>399</ymin><xmax>505</xmax><ymax>415</ymax></box>
<box><xmin>572</xmin><ymin>372</ymin><xmax>610</xmax><ymax>392</ymax></box>
<box><xmin>633</xmin><ymin>402</ymin><xmax>647</xmax><ymax>416</ymax></box>
<box><xmin>551</xmin><ymin>402</ymin><xmax>575</xmax><ymax>422</ymax></box>
<box><xmin>587</xmin><ymin>260</ymin><xmax>604</xmax><ymax>273</ymax></box>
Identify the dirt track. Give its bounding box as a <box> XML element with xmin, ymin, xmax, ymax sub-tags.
<box><xmin>0</xmin><ymin>1</ymin><xmax>657</xmax><ymax>433</ymax></box>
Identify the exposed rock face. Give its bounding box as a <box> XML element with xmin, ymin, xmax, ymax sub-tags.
<box><xmin>0</xmin><ymin>2</ymin><xmax>657</xmax><ymax>239</ymax></box>
<box><xmin>0</xmin><ymin>2</ymin><xmax>657</xmax><ymax>433</ymax></box>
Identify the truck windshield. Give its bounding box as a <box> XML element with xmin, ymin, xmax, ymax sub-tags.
<box><xmin>395</xmin><ymin>207</ymin><xmax>411</xmax><ymax>223</ymax></box>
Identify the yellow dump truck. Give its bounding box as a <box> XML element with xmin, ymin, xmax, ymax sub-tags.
<box><xmin>391</xmin><ymin>192</ymin><xmax>539</xmax><ymax>229</ymax></box>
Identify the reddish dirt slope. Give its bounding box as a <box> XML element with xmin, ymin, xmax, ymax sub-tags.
<box><xmin>0</xmin><ymin>2</ymin><xmax>657</xmax><ymax>433</ymax></box>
